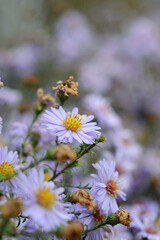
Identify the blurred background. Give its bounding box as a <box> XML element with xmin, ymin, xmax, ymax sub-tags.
<box><xmin>1</xmin><ymin>0</ymin><xmax>160</xmax><ymax>147</ymax></box>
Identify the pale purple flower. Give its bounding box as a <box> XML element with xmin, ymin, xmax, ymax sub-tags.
<box><xmin>109</xmin><ymin>129</ymin><xmax>142</xmax><ymax>160</ymax></box>
<box><xmin>91</xmin><ymin>156</ymin><xmax>126</xmax><ymax>215</ymax></box>
<box><xmin>14</xmin><ymin>168</ymin><xmax>71</xmax><ymax>231</ymax></box>
<box><xmin>83</xmin><ymin>94</ymin><xmax>121</xmax><ymax>129</ymax></box>
<box><xmin>42</xmin><ymin>106</ymin><xmax>101</xmax><ymax>144</ymax></box>
<box><xmin>0</xmin><ymin>146</ymin><xmax>19</xmax><ymax>192</ymax></box>
<box><xmin>75</xmin><ymin>203</ymin><xmax>106</xmax><ymax>240</ymax></box>
<box><xmin>0</xmin><ymin>87</ymin><xmax>22</xmax><ymax>106</ymax></box>
<box><xmin>53</xmin><ymin>10</ymin><xmax>93</xmax><ymax>66</ymax></box>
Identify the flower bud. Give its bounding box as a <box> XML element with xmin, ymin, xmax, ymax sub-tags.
<box><xmin>61</xmin><ymin>221</ymin><xmax>83</xmax><ymax>240</ymax></box>
<box><xmin>116</xmin><ymin>209</ymin><xmax>131</xmax><ymax>227</ymax></box>
<box><xmin>72</xmin><ymin>189</ymin><xmax>96</xmax><ymax>212</ymax></box>
<box><xmin>54</xmin><ymin>144</ymin><xmax>76</xmax><ymax>164</ymax></box>
<box><xmin>2</xmin><ymin>198</ymin><xmax>23</xmax><ymax>219</ymax></box>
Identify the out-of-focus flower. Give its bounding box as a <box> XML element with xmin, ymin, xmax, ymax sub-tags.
<box><xmin>54</xmin><ymin>144</ymin><xmax>76</xmax><ymax>164</ymax></box>
<box><xmin>53</xmin><ymin>10</ymin><xmax>94</xmax><ymax>66</ymax></box>
<box><xmin>109</xmin><ymin>129</ymin><xmax>142</xmax><ymax>160</ymax></box>
<box><xmin>0</xmin><ymin>44</ymin><xmax>40</xmax><ymax>75</ymax></box>
<box><xmin>91</xmin><ymin>157</ymin><xmax>126</xmax><ymax>215</ymax></box>
<box><xmin>2</xmin><ymin>198</ymin><xmax>23</xmax><ymax>219</ymax></box>
<box><xmin>14</xmin><ymin>168</ymin><xmax>71</xmax><ymax>231</ymax></box>
<box><xmin>0</xmin><ymin>146</ymin><xmax>19</xmax><ymax>192</ymax></box>
<box><xmin>35</xmin><ymin>88</ymin><xmax>56</xmax><ymax>113</ymax></box>
<box><xmin>10</xmin><ymin>122</ymin><xmax>28</xmax><ymax>149</ymax></box>
<box><xmin>123</xmin><ymin>18</ymin><xmax>160</xmax><ymax>59</ymax></box>
<box><xmin>61</xmin><ymin>220</ymin><xmax>83</xmax><ymax>240</ymax></box>
<box><xmin>83</xmin><ymin>94</ymin><xmax>121</xmax><ymax>128</ymax></box>
<box><xmin>42</xmin><ymin>106</ymin><xmax>101</xmax><ymax>144</ymax></box>
<box><xmin>0</xmin><ymin>87</ymin><xmax>22</xmax><ymax>106</ymax></box>
<box><xmin>104</xmin><ymin>224</ymin><xmax>132</xmax><ymax>240</ymax></box>
<box><xmin>22</xmin><ymin>74</ymin><xmax>39</xmax><ymax>87</ymax></box>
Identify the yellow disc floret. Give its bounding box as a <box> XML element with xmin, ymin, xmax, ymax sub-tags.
<box><xmin>63</xmin><ymin>112</ymin><xmax>83</xmax><ymax>132</ymax></box>
<box><xmin>36</xmin><ymin>187</ymin><xmax>56</xmax><ymax>208</ymax></box>
<box><xmin>0</xmin><ymin>161</ymin><xmax>15</xmax><ymax>179</ymax></box>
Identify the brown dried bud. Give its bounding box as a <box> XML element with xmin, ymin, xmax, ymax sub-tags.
<box><xmin>2</xmin><ymin>198</ymin><xmax>23</xmax><ymax>219</ymax></box>
<box><xmin>18</xmin><ymin>103</ymin><xmax>29</xmax><ymax>113</ymax></box>
<box><xmin>62</xmin><ymin>221</ymin><xmax>83</xmax><ymax>240</ymax></box>
<box><xmin>37</xmin><ymin>88</ymin><xmax>55</xmax><ymax>106</ymax></box>
<box><xmin>72</xmin><ymin>189</ymin><xmax>97</xmax><ymax>212</ymax></box>
<box><xmin>54</xmin><ymin>144</ymin><xmax>76</xmax><ymax>164</ymax></box>
<box><xmin>22</xmin><ymin>75</ymin><xmax>39</xmax><ymax>86</ymax></box>
<box><xmin>34</xmin><ymin>88</ymin><xmax>56</xmax><ymax>114</ymax></box>
<box><xmin>116</xmin><ymin>209</ymin><xmax>132</xmax><ymax>227</ymax></box>
<box><xmin>52</xmin><ymin>76</ymin><xmax>78</xmax><ymax>97</ymax></box>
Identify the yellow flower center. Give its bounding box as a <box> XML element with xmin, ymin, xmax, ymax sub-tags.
<box><xmin>44</xmin><ymin>172</ymin><xmax>51</xmax><ymax>181</ymax></box>
<box><xmin>0</xmin><ymin>161</ymin><xmax>15</xmax><ymax>179</ymax></box>
<box><xmin>36</xmin><ymin>187</ymin><xmax>56</xmax><ymax>208</ymax></box>
<box><xmin>63</xmin><ymin>112</ymin><xmax>83</xmax><ymax>132</ymax></box>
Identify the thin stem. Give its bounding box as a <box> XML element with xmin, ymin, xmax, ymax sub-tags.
<box><xmin>19</xmin><ymin>113</ymin><xmax>39</xmax><ymax>159</ymax></box>
<box><xmin>50</xmin><ymin>142</ymin><xmax>97</xmax><ymax>181</ymax></box>
<box><xmin>81</xmin><ymin>213</ymin><xmax>119</xmax><ymax>237</ymax></box>
<box><xmin>54</xmin><ymin>181</ymin><xmax>91</xmax><ymax>190</ymax></box>
<box><xmin>0</xmin><ymin>219</ymin><xmax>9</xmax><ymax>239</ymax></box>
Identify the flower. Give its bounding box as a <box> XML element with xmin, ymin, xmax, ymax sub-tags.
<box><xmin>42</xmin><ymin>106</ymin><xmax>101</xmax><ymax>144</ymax></box>
<box><xmin>14</xmin><ymin>168</ymin><xmax>71</xmax><ymax>231</ymax></box>
<box><xmin>52</xmin><ymin>76</ymin><xmax>78</xmax><ymax>97</ymax></box>
<box><xmin>0</xmin><ymin>146</ymin><xmax>19</xmax><ymax>192</ymax></box>
<box><xmin>91</xmin><ymin>156</ymin><xmax>126</xmax><ymax>215</ymax></box>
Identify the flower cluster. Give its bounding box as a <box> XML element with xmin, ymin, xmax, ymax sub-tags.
<box><xmin>0</xmin><ymin>77</ymin><xmax>137</xmax><ymax>240</ymax></box>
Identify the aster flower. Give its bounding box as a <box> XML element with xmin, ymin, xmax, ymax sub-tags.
<box><xmin>14</xmin><ymin>168</ymin><xmax>71</xmax><ymax>231</ymax></box>
<box><xmin>42</xmin><ymin>106</ymin><xmax>101</xmax><ymax>144</ymax></box>
<box><xmin>91</xmin><ymin>156</ymin><xmax>126</xmax><ymax>215</ymax></box>
<box><xmin>0</xmin><ymin>146</ymin><xmax>19</xmax><ymax>192</ymax></box>
<box><xmin>75</xmin><ymin>203</ymin><xmax>106</xmax><ymax>240</ymax></box>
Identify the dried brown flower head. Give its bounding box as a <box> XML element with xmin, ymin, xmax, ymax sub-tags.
<box><xmin>54</xmin><ymin>144</ymin><xmax>76</xmax><ymax>164</ymax></box>
<box><xmin>52</xmin><ymin>76</ymin><xmax>78</xmax><ymax>97</ymax></box>
<box><xmin>62</xmin><ymin>220</ymin><xmax>83</xmax><ymax>240</ymax></box>
<box><xmin>72</xmin><ymin>189</ymin><xmax>97</xmax><ymax>212</ymax></box>
<box><xmin>2</xmin><ymin>198</ymin><xmax>23</xmax><ymax>219</ymax></box>
<box><xmin>22</xmin><ymin>75</ymin><xmax>39</xmax><ymax>86</ymax></box>
<box><xmin>116</xmin><ymin>209</ymin><xmax>132</xmax><ymax>227</ymax></box>
<box><xmin>34</xmin><ymin>88</ymin><xmax>56</xmax><ymax>113</ymax></box>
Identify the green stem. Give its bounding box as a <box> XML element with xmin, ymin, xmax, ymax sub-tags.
<box><xmin>81</xmin><ymin>213</ymin><xmax>119</xmax><ymax>237</ymax></box>
<box><xmin>0</xmin><ymin>219</ymin><xmax>9</xmax><ymax>239</ymax></box>
<box><xmin>19</xmin><ymin>113</ymin><xmax>39</xmax><ymax>159</ymax></box>
<box><xmin>50</xmin><ymin>142</ymin><xmax>97</xmax><ymax>181</ymax></box>
<box><xmin>54</xmin><ymin>181</ymin><xmax>91</xmax><ymax>190</ymax></box>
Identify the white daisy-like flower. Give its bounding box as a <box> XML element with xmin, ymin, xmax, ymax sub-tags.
<box><xmin>0</xmin><ymin>146</ymin><xmax>19</xmax><ymax>192</ymax></box>
<box><xmin>14</xmin><ymin>168</ymin><xmax>71</xmax><ymax>231</ymax></box>
<box><xmin>91</xmin><ymin>156</ymin><xmax>126</xmax><ymax>215</ymax></box>
<box><xmin>42</xmin><ymin>106</ymin><xmax>101</xmax><ymax>144</ymax></box>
